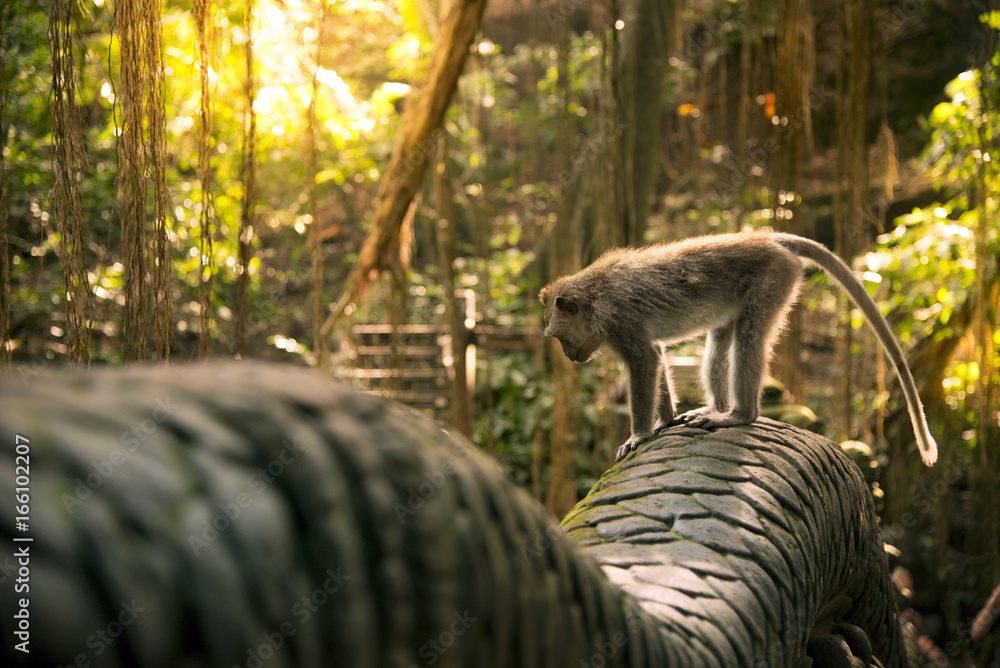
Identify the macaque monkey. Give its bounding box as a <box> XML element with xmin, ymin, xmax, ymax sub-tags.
<box><xmin>539</xmin><ymin>231</ymin><xmax>938</xmax><ymax>466</ymax></box>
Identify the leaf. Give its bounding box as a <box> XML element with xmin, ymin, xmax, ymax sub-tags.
<box><xmin>315</xmin><ymin>167</ymin><xmax>344</xmax><ymax>185</ymax></box>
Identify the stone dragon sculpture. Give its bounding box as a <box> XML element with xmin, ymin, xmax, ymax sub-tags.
<box><xmin>0</xmin><ymin>363</ymin><xmax>906</xmax><ymax>667</ymax></box>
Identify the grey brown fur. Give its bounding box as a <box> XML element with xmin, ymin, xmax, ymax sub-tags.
<box><xmin>539</xmin><ymin>230</ymin><xmax>938</xmax><ymax>465</ymax></box>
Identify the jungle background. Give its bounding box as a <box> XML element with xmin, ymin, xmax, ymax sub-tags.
<box><xmin>1</xmin><ymin>0</ymin><xmax>999</xmax><ymax>662</ymax></box>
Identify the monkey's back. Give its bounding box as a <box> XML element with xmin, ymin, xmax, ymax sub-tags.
<box><xmin>582</xmin><ymin>232</ymin><xmax>800</xmax><ymax>340</ymax></box>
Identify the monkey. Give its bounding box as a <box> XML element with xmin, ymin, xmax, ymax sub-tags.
<box><xmin>539</xmin><ymin>230</ymin><xmax>938</xmax><ymax>466</ymax></box>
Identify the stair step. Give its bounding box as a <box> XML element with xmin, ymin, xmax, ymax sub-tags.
<box><xmin>346</xmin><ymin>368</ymin><xmax>449</xmax><ymax>380</ymax></box>
<box><xmin>354</xmin><ymin>345</ymin><xmax>441</xmax><ymax>357</ymax></box>
<box><xmin>352</xmin><ymin>324</ymin><xmax>444</xmax><ymax>335</ymax></box>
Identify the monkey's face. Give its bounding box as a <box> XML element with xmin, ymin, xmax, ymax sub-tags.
<box><xmin>540</xmin><ymin>293</ymin><xmax>602</xmax><ymax>363</ymax></box>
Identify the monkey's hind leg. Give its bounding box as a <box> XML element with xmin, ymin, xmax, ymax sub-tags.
<box><xmin>676</xmin><ymin>321</ymin><xmax>735</xmax><ymax>424</ymax></box>
<box><xmin>684</xmin><ymin>267</ymin><xmax>799</xmax><ymax>431</ymax></box>
<box><xmin>653</xmin><ymin>343</ymin><xmax>677</xmax><ymax>433</ymax></box>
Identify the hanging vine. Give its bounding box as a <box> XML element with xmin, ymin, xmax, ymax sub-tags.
<box><xmin>195</xmin><ymin>0</ymin><xmax>215</xmax><ymax>358</ymax></box>
<box><xmin>116</xmin><ymin>0</ymin><xmax>148</xmax><ymax>363</ymax></box>
<box><xmin>235</xmin><ymin>0</ymin><xmax>257</xmax><ymax>357</ymax></box>
<box><xmin>112</xmin><ymin>0</ymin><xmax>170</xmax><ymax>364</ymax></box>
<box><xmin>146</xmin><ymin>0</ymin><xmax>171</xmax><ymax>360</ymax></box>
<box><xmin>48</xmin><ymin>0</ymin><xmax>93</xmax><ymax>366</ymax></box>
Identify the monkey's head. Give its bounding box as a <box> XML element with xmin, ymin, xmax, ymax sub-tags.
<box><xmin>539</xmin><ymin>283</ymin><xmax>602</xmax><ymax>363</ymax></box>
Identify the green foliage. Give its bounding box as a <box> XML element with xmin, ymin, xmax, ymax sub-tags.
<box><xmin>439</xmin><ymin>33</ymin><xmax>613</xmax><ymax>483</ymax></box>
<box><xmin>473</xmin><ymin>351</ymin><xmax>550</xmax><ymax>485</ymax></box>
<box><xmin>923</xmin><ymin>73</ymin><xmax>997</xmax><ymax>199</ymax></box>
<box><xmin>4</xmin><ymin>0</ymin><xmax>421</xmax><ymax>360</ymax></box>
<box><xmin>786</xmin><ymin>44</ymin><xmax>999</xmax><ymax>463</ymax></box>
<box><xmin>8</xmin><ymin>0</ymin><xmax>994</xmax><ymax>513</ymax></box>
<box><xmin>858</xmin><ymin>216</ymin><xmax>978</xmax><ymax>340</ymax></box>
<box><xmin>872</xmin><ymin>32</ymin><xmax>1000</xmax><ymax>641</ymax></box>
<box><xmin>904</xmin><ymin>64</ymin><xmax>998</xmax><ymax>439</ymax></box>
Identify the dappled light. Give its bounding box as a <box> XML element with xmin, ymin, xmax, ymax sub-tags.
<box><xmin>1</xmin><ymin>2</ymin><xmax>999</xmax><ymax>664</ymax></box>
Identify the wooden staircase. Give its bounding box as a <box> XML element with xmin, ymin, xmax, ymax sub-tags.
<box><xmin>344</xmin><ymin>291</ymin><xmax>703</xmax><ymax>430</ymax></box>
<box><xmin>347</xmin><ymin>324</ymin><xmax>453</xmax><ymax>423</ymax></box>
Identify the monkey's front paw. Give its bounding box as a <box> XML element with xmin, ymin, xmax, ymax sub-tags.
<box><xmin>682</xmin><ymin>411</ymin><xmax>751</xmax><ymax>430</ymax></box>
<box><xmin>615</xmin><ymin>436</ymin><xmax>646</xmax><ymax>462</ymax></box>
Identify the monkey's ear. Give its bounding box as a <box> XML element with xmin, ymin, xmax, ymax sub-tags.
<box><xmin>554</xmin><ymin>296</ymin><xmax>580</xmax><ymax>315</ymax></box>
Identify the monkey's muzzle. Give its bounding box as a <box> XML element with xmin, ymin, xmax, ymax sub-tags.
<box><xmin>560</xmin><ymin>342</ymin><xmax>593</xmax><ymax>363</ymax></box>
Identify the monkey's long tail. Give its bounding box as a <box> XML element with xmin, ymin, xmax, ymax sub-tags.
<box><xmin>773</xmin><ymin>233</ymin><xmax>938</xmax><ymax>466</ymax></box>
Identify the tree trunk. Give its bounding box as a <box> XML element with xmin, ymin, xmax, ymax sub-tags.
<box><xmin>971</xmin><ymin>68</ymin><xmax>1000</xmax><ymax>582</ymax></box>
<box><xmin>738</xmin><ymin>0</ymin><xmax>764</xmax><ymax>217</ymax></box>
<box><xmin>330</xmin><ymin>0</ymin><xmax>487</xmax><ymax>322</ymax></box>
<box><xmin>833</xmin><ymin>0</ymin><xmax>871</xmax><ymax>441</ymax></box>
<box><xmin>546</xmin><ymin>23</ymin><xmax>580</xmax><ymax>519</ymax></box>
<box><xmin>614</xmin><ymin>0</ymin><xmax>675</xmax><ymax>246</ymax></box>
<box><xmin>111</xmin><ymin>0</ymin><xmax>169</xmax><ymax>364</ymax></box>
<box><xmin>773</xmin><ymin>0</ymin><xmax>808</xmax><ymax>402</ymax></box>
<box><xmin>591</xmin><ymin>0</ymin><xmax>626</xmax><ymax>468</ymax></box>
<box><xmin>433</xmin><ymin>134</ymin><xmax>472</xmax><ymax>437</ymax></box>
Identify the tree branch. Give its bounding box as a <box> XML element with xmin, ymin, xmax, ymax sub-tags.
<box><xmin>323</xmin><ymin>0</ymin><xmax>487</xmax><ymax>335</ymax></box>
